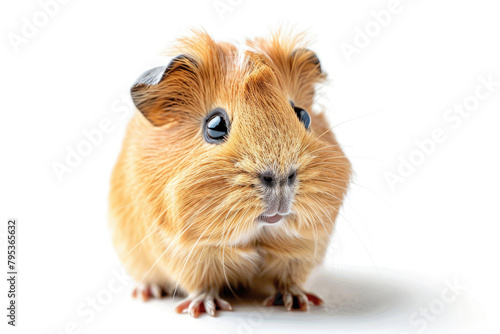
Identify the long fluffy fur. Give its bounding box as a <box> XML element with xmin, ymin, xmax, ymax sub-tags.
<box><xmin>108</xmin><ymin>30</ymin><xmax>351</xmax><ymax>299</ymax></box>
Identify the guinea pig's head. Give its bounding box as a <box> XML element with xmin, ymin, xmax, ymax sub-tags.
<box><xmin>131</xmin><ymin>31</ymin><xmax>351</xmax><ymax>246</ymax></box>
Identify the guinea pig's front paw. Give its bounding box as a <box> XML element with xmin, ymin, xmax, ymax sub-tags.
<box><xmin>132</xmin><ymin>283</ymin><xmax>165</xmax><ymax>301</ymax></box>
<box><xmin>174</xmin><ymin>290</ymin><xmax>232</xmax><ymax>318</ymax></box>
<box><xmin>263</xmin><ymin>286</ymin><xmax>324</xmax><ymax>311</ymax></box>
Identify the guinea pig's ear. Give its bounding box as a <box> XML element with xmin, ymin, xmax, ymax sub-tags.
<box><xmin>290</xmin><ymin>48</ymin><xmax>322</xmax><ymax>74</ymax></box>
<box><xmin>130</xmin><ymin>55</ymin><xmax>197</xmax><ymax>126</ymax></box>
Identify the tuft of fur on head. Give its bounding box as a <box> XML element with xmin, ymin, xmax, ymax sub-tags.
<box><xmin>109</xmin><ymin>30</ymin><xmax>351</xmax><ymax>291</ymax></box>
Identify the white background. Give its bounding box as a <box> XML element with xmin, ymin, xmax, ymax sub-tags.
<box><xmin>1</xmin><ymin>0</ymin><xmax>499</xmax><ymax>333</ymax></box>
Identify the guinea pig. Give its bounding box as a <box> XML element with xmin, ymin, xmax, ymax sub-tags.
<box><xmin>108</xmin><ymin>30</ymin><xmax>351</xmax><ymax>318</ymax></box>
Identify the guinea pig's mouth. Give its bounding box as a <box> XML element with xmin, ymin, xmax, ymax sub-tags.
<box><xmin>257</xmin><ymin>213</ymin><xmax>285</xmax><ymax>224</ymax></box>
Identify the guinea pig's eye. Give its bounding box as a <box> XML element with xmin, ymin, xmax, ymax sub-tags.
<box><xmin>290</xmin><ymin>101</ymin><xmax>311</xmax><ymax>130</ymax></box>
<box><xmin>203</xmin><ymin>109</ymin><xmax>230</xmax><ymax>143</ymax></box>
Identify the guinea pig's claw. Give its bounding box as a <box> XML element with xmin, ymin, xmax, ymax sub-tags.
<box><xmin>175</xmin><ymin>292</ymin><xmax>232</xmax><ymax>318</ymax></box>
<box><xmin>263</xmin><ymin>288</ymin><xmax>323</xmax><ymax>311</ymax></box>
<box><xmin>305</xmin><ymin>292</ymin><xmax>324</xmax><ymax>306</ymax></box>
<box><xmin>132</xmin><ymin>283</ymin><xmax>164</xmax><ymax>301</ymax></box>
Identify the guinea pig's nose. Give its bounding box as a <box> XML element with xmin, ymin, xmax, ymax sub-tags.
<box><xmin>287</xmin><ymin>169</ymin><xmax>297</xmax><ymax>184</ymax></box>
<box><xmin>259</xmin><ymin>171</ymin><xmax>275</xmax><ymax>187</ymax></box>
<box><xmin>259</xmin><ymin>169</ymin><xmax>297</xmax><ymax>188</ymax></box>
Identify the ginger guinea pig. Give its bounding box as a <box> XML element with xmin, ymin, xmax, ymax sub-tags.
<box><xmin>108</xmin><ymin>31</ymin><xmax>351</xmax><ymax>318</ymax></box>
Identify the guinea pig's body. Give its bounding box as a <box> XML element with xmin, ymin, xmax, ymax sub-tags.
<box><xmin>109</xmin><ymin>31</ymin><xmax>351</xmax><ymax>317</ymax></box>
